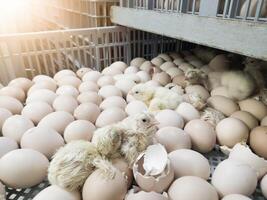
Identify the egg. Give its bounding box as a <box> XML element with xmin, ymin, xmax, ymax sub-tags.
<box><xmin>124</xmin><ymin>66</ymin><xmax>139</xmax><ymax>74</ymax></box>
<box><xmin>189</xmin><ymin>60</ymin><xmax>204</xmax><ymax>68</ymax></box>
<box><xmin>109</xmin><ymin>61</ymin><xmax>128</xmax><ymax>72</ymax></box>
<box><xmin>172</xmin><ymin>75</ymin><xmax>187</xmax><ymax>88</ymax></box>
<box><xmin>155</xmin><ymin>127</ymin><xmax>191</xmax><ymax>152</ymax></box>
<box><xmin>184</xmin><ymin>55</ymin><xmax>198</xmax><ymax>62</ymax></box>
<box><xmin>22</xmin><ymin>101</ymin><xmax>53</xmax><ymax>124</ymax></box>
<box><xmin>211</xmin><ymin>159</ymin><xmax>257</xmax><ymax>197</ymax></box>
<box><xmin>0</xmin><ymin>149</ymin><xmax>49</xmax><ymax>188</ymax></box>
<box><xmin>151</xmin><ymin>57</ymin><xmax>164</xmax><ymax>67</ymax></box>
<box><xmin>136</xmin><ymin>71</ymin><xmax>151</xmax><ymax>83</ymax></box>
<box><xmin>8</xmin><ymin>77</ymin><xmax>33</xmax><ymax>93</ymax></box>
<box><xmin>2</xmin><ymin>115</ymin><xmax>34</xmax><ymax>143</ymax></box>
<box><xmin>26</xmin><ymin>89</ymin><xmax>57</xmax><ymax>105</ymax></box>
<box><xmin>33</xmin><ymin>75</ymin><xmax>55</xmax><ymax>84</ymax></box>
<box><xmin>97</xmin><ymin>76</ymin><xmax>115</xmax><ymax>87</ymax></box>
<box><xmin>95</xmin><ymin>107</ymin><xmax>127</xmax><ymax>127</ymax></box>
<box><xmin>261</xmin><ymin>174</ymin><xmax>267</xmax><ymax>198</ymax></box>
<box><xmin>173</xmin><ymin>58</ymin><xmax>185</xmax><ymax>66</ymax></box>
<box><xmin>169</xmin><ymin>149</ymin><xmax>210</xmax><ymax>179</ymax></box>
<box><xmin>79</xmin><ymin>81</ymin><xmax>99</xmax><ymax>93</ymax></box>
<box><xmin>179</xmin><ymin>63</ymin><xmax>194</xmax><ymax>72</ymax></box>
<box><xmin>222</xmin><ymin>194</ymin><xmax>252</xmax><ymax>200</ymax></box>
<box><xmin>168</xmin><ymin>176</ymin><xmax>219</xmax><ymax>200</ymax></box>
<box><xmin>133</xmin><ymin>145</ymin><xmax>174</xmax><ymax>193</ymax></box>
<box><xmin>0</xmin><ymin>86</ymin><xmax>25</xmax><ymax>102</ymax></box>
<box><xmin>209</xmin><ymin>54</ymin><xmax>230</xmax><ymax>72</ymax></box>
<box><xmin>158</xmin><ymin>54</ymin><xmax>172</xmax><ymax>62</ymax></box>
<box><xmin>57</xmin><ymin>76</ymin><xmax>82</xmax><ymax>89</ymax></box>
<box><xmin>216</xmin><ymin>117</ymin><xmax>249</xmax><ymax>148</ymax></box>
<box><xmin>145</xmin><ymin>80</ymin><xmax>161</xmax><ymax>87</ymax></box>
<box><xmin>28</xmin><ymin>81</ymin><xmax>57</xmax><ymax>95</ymax></box>
<box><xmin>207</xmin><ymin>96</ymin><xmax>239</xmax><ymax>116</ymax></box>
<box><xmin>230</xmin><ymin>111</ymin><xmax>258</xmax><ymax>130</ymax></box>
<box><xmin>152</xmin><ymin>72</ymin><xmax>171</xmax><ymax>86</ymax></box>
<box><xmin>115</xmin><ymin>79</ymin><xmax>136</xmax><ymax>96</ymax></box>
<box><xmin>56</xmin><ymin>85</ymin><xmax>79</xmax><ymax>98</ymax></box>
<box><xmin>0</xmin><ymin>96</ymin><xmax>23</xmax><ymax>114</ymax></box>
<box><xmin>261</xmin><ymin>116</ymin><xmax>267</xmax><ymax>126</ymax></box>
<box><xmin>160</xmin><ymin>62</ymin><xmax>176</xmax><ymax>71</ymax></box>
<box><xmin>185</xmin><ymin>85</ymin><xmax>210</xmax><ymax>101</ymax></box>
<box><xmin>112</xmin><ymin>158</ymin><xmax>133</xmax><ymax>188</ymax></box>
<box><xmin>53</xmin><ymin>95</ymin><xmax>78</xmax><ymax>114</ymax></box>
<box><xmin>185</xmin><ymin>119</ymin><xmax>216</xmax><ymax>153</ymax></box>
<box><xmin>125</xmin><ymin>100</ymin><xmax>148</xmax><ymax>116</ymax></box>
<box><xmin>82</xmin><ymin>169</ymin><xmax>127</xmax><ymax>200</ymax></box>
<box><xmin>54</xmin><ymin>70</ymin><xmax>76</xmax><ymax>82</ymax></box>
<box><xmin>140</xmin><ymin>61</ymin><xmax>153</xmax><ymax>72</ymax></box>
<box><xmin>176</xmin><ymin>102</ymin><xmax>200</xmax><ymax>122</ymax></box>
<box><xmin>21</xmin><ymin>127</ymin><xmax>64</xmax><ymax>159</ymax></box>
<box><xmin>82</xmin><ymin>71</ymin><xmax>102</xmax><ymax>82</ymax></box>
<box><xmin>102</xmin><ymin>67</ymin><xmax>123</xmax><ymax>76</ymax></box>
<box><xmin>130</xmin><ymin>57</ymin><xmax>146</xmax><ymax>67</ymax></box>
<box><xmin>239</xmin><ymin>99</ymin><xmax>267</xmax><ymax>120</ymax></box>
<box><xmin>77</xmin><ymin>92</ymin><xmax>102</xmax><ymax>105</ymax></box>
<box><xmin>0</xmin><ymin>137</ymin><xmax>18</xmax><ymax>158</ymax></box>
<box><xmin>0</xmin><ymin>181</ymin><xmax>5</xmax><ymax>199</ymax></box>
<box><xmin>74</xmin><ymin>103</ymin><xmax>100</xmax><ymax>123</ymax></box>
<box><xmin>249</xmin><ymin>126</ymin><xmax>267</xmax><ymax>159</ymax></box>
<box><xmin>211</xmin><ymin>86</ymin><xmax>230</xmax><ymax>98</ymax></box>
<box><xmin>169</xmin><ymin>52</ymin><xmax>181</xmax><ymax>60</ymax></box>
<box><xmin>98</xmin><ymin>85</ymin><xmax>122</xmax><ymax>99</ymax></box>
<box><xmin>76</xmin><ymin>67</ymin><xmax>92</xmax><ymax>78</ymax></box>
<box><xmin>125</xmin><ymin>190</ymin><xmax>168</xmax><ymax>200</ymax></box>
<box><xmin>33</xmin><ymin>185</ymin><xmax>81</xmax><ymax>200</ymax></box>
<box><xmin>155</xmin><ymin>110</ymin><xmax>184</xmax><ymax>129</ymax></box>
<box><xmin>38</xmin><ymin>111</ymin><xmax>74</xmax><ymax>134</ymax></box>
<box><xmin>166</xmin><ymin>67</ymin><xmax>183</xmax><ymax>78</ymax></box>
<box><xmin>99</xmin><ymin>96</ymin><xmax>127</xmax><ymax>110</ymax></box>
<box><xmin>64</xmin><ymin>120</ymin><xmax>96</xmax><ymax>143</ymax></box>
<box><xmin>0</xmin><ymin>108</ymin><xmax>12</xmax><ymax>133</ymax></box>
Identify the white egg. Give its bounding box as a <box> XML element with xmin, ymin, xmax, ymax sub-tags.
<box><xmin>98</xmin><ymin>85</ymin><xmax>122</xmax><ymax>99</ymax></box>
<box><xmin>155</xmin><ymin>109</ymin><xmax>184</xmax><ymax>129</ymax></box>
<box><xmin>261</xmin><ymin>174</ymin><xmax>267</xmax><ymax>198</ymax></box>
<box><xmin>124</xmin><ymin>66</ymin><xmax>139</xmax><ymax>74</ymax></box>
<box><xmin>54</xmin><ymin>70</ymin><xmax>76</xmax><ymax>82</ymax></box>
<box><xmin>97</xmin><ymin>76</ymin><xmax>115</xmax><ymax>87</ymax></box>
<box><xmin>99</xmin><ymin>96</ymin><xmax>127</xmax><ymax>110</ymax></box>
<box><xmin>125</xmin><ymin>100</ymin><xmax>148</xmax><ymax>116</ymax></box>
<box><xmin>0</xmin><ymin>96</ymin><xmax>23</xmax><ymax>114</ymax></box>
<box><xmin>56</xmin><ymin>85</ymin><xmax>79</xmax><ymax>98</ymax></box>
<box><xmin>8</xmin><ymin>77</ymin><xmax>33</xmax><ymax>93</ymax></box>
<box><xmin>176</xmin><ymin>102</ymin><xmax>200</xmax><ymax>122</ymax></box>
<box><xmin>27</xmin><ymin>81</ymin><xmax>57</xmax><ymax>95</ymax></box>
<box><xmin>136</xmin><ymin>71</ymin><xmax>151</xmax><ymax>82</ymax></box>
<box><xmin>130</xmin><ymin>57</ymin><xmax>146</xmax><ymax>67</ymax></box>
<box><xmin>77</xmin><ymin>92</ymin><xmax>102</xmax><ymax>105</ymax></box>
<box><xmin>76</xmin><ymin>68</ymin><xmax>92</xmax><ymax>78</ymax></box>
<box><xmin>115</xmin><ymin>79</ymin><xmax>136</xmax><ymax>96</ymax></box>
<box><xmin>109</xmin><ymin>61</ymin><xmax>128</xmax><ymax>72</ymax></box>
<box><xmin>33</xmin><ymin>75</ymin><xmax>55</xmax><ymax>84</ymax></box>
<box><xmin>79</xmin><ymin>81</ymin><xmax>99</xmax><ymax>93</ymax></box>
<box><xmin>0</xmin><ymin>137</ymin><xmax>18</xmax><ymax>158</ymax></box>
<box><xmin>82</xmin><ymin>71</ymin><xmax>102</xmax><ymax>82</ymax></box>
<box><xmin>0</xmin><ymin>86</ymin><xmax>26</xmax><ymax>102</ymax></box>
<box><xmin>0</xmin><ymin>108</ymin><xmax>12</xmax><ymax>133</ymax></box>
<box><xmin>222</xmin><ymin>194</ymin><xmax>252</xmax><ymax>200</ymax></box>
<box><xmin>57</xmin><ymin>76</ymin><xmax>81</xmax><ymax>89</ymax></box>
<box><xmin>102</xmin><ymin>67</ymin><xmax>123</xmax><ymax>76</ymax></box>
<box><xmin>74</xmin><ymin>103</ymin><xmax>101</xmax><ymax>123</ymax></box>
<box><xmin>26</xmin><ymin>89</ymin><xmax>57</xmax><ymax>105</ymax></box>
<box><xmin>53</xmin><ymin>95</ymin><xmax>78</xmax><ymax>114</ymax></box>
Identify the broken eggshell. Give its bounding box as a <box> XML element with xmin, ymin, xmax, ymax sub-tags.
<box><xmin>125</xmin><ymin>189</ymin><xmax>168</xmax><ymax>200</ymax></box>
<box><xmin>133</xmin><ymin>144</ymin><xmax>174</xmax><ymax>193</ymax></box>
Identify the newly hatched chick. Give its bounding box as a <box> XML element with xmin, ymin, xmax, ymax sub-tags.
<box><xmin>129</xmin><ymin>83</ymin><xmax>156</xmax><ymax>106</ymax></box>
<box><xmin>48</xmin><ymin>140</ymin><xmax>116</xmax><ymax>191</ymax></box>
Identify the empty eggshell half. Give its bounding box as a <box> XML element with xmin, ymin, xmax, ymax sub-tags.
<box><xmin>169</xmin><ymin>149</ymin><xmax>210</xmax><ymax>180</ymax></box>
<box><xmin>155</xmin><ymin>127</ymin><xmax>191</xmax><ymax>152</ymax></box>
<box><xmin>125</xmin><ymin>100</ymin><xmax>148</xmax><ymax>116</ymax></box>
<box><xmin>155</xmin><ymin>109</ymin><xmax>184</xmax><ymax>129</ymax></box>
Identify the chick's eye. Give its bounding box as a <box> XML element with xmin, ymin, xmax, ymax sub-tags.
<box><xmin>135</xmin><ymin>91</ymin><xmax>139</xmax><ymax>94</ymax></box>
<box><xmin>142</xmin><ymin>119</ymin><xmax>147</xmax><ymax>123</ymax></box>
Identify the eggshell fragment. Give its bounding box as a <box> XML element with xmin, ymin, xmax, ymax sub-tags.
<box><xmin>38</xmin><ymin>111</ymin><xmax>74</xmax><ymax>135</ymax></box>
<box><xmin>64</xmin><ymin>120</ymin><xmax>96</xmax><ymax>143</ymax></box>
<box><xmin>155</xmin><ymin>109</ymin><xmax>184</xmax><ymax>129</ymax></box>
<box><xmin>211</xmin><ymin>159</ymin><xmax>257</xmax><ymax>197</ymax></box>
<box><xmin>125</xmin><ymin>190</ymin><xmax>168</xmax><ymax>200</ymax></box>
<box><xmin>0</xmin><ymin>137</ymin><xmax>18</xmax><ymax>158</ymax></box>
<box><xmin>79</xmin><ymin>81</ymin><xmax>99</xmax><ymax>93</ymax></box>
<box><xmin>261</xmin><ymin>116</ymin><xmax>267</xmax><ymax>126</ymax></box>
<box><xmin>222</xmin><ymin>194</ymin><xmax>252</xmax><ymax>200</ymax></box>
<box><xmin>26</xmin><ymin>89</ymin><xmax>57</xmax><ymax>105</ymax></box>
<box><xmin>0</xmin><ymin>96</ymin><xmax>23</xmax><ymax>114</ymax></box>
<box><xmin>155</xmin><ymin>127</ymin><xmax>191</xmax><ymax>152</ymax></box>
<box><xmin>57</xmin><ymin>76</ymin><xmax>81</xmax><ymax>89</ymax></box>
<box><xmin>77</xmin><ymin>92</ymin><xmax>102</xmax><ymax>105</ymax></box>
<box><xmin>82</xmin><ymin>169</ymin><xmax>127</xmax><ymax>200</ymax></box>
<box><xmin>56</xmin><ymin>85</ymin><xmax>79</xmax><ymax>98</ymax></box>
<box><xmin>0</xmin><ymin>108</ymin><xmax>12</xmax><ymax>133</ymax></box>
<box><xmin>216</xmin><ymin>118</ymin><xmax>249</xmax><ymax>148</ymax></box>
<box><xmin>169</xmin><ymin>149</ymin><xmax>210</xmax><ymax>179</ymax></box>
<box><xmin>0</xmin><ymin>149</ymin><xmax>49</xmax><ymax>188</ymax></box>
<box><xmin>74</xmin><ymin>103</ymin><xmax>100</xmax><ymax>123</ymax></box>
<box><xmin>249</xmin><ymin>126</ymin><xmax>267</xmax><ymax>160</ymax></box>
<box><xmin>22</xmin><ymin>101</ymin><xmax>53</xmax><ymax>124</ymax></box>
<box><xmin>207</xmin><ymin>95</ymin><xmax>239</xmax><ymax>116</ymax></box>
<box><xmin>82</xmin><ymin>71</ymin><xmax>101</xmax><ymax>82</ymax></box>
<box><xmin>239</xmin><ymin>99</ymin><xmax>267</xmax><ymax>120</ymax></box>
<box><xmin>76</xmin><ymin>67</ymin><xmax>92</xmax><ymax>78</ymax></box>
<box><xmin>261</xmin><ymin>174</ymin><xmax>267</xmax><ymax>198</ymax></box>
<box><xmin>97</xmin><ymin>76</ymin><xmax>115</xmax><ymax>87</ymax></box>
<box><xmin>125</xmin><ymin>100</ymin><xmax>148</xmax><ymax>116</ymax></box>
<box><xmin>0</xmin><ymin>86</ymin><xmax>25</xmax><ymax>102</ymax></box>
<box><xmin>184</xmin><ymin>119</ymin><xmax>216</xmax><ymax>153</ymax></box>
<box><xmin>54</xmin><ymin>70</ymin><xmax>76</xmax><ymax>82</ymax></box>
<box><xmin>98</xmin><ymin>85</ymin><xmax>122</xmax><ymax>99</ymax></box>
<box><xmin>230</xmin><ymin>111</ymin><xmax>258</xmax><ymax>130</ymax></box>
<box><xmin>8</xmin><ymin>77</ymin><xmax>33</xmax><ymax>93</ymax></box>
<box><xmin>21</xmin><ymin>127</ymin><xmax>64</xmax><ymax>159</ymax></box>
<box><xmin>33</xmin><ymin>185</ymin><xmax>81</xmax><ymax>200</ymax></box>
<box><xmin>99</xmin><ymin>96</ymin><xmax>127</xmax><ymax>110</ymax></box>
<box><xmin>176</xmin><ymin>102</ymin><xmax>200</xmax><ymax>122</ymax></box>
<box><xmin>53</xmin><ymin>95</ymin><xmax>78</xmax><ymax>114</ymax></box>
<box><xmin>168</xmin><ymin>176</ymin><xmax>218</xmax><ymax>200</ymax></box>
<box><xmin>2</xmin><ymin>115</ymin><xmax>34</xmax><ymax>143</ymax></box>
<box><xmin>95</xmin><ymin>107</ymin><xmax>127</xmax><ymax>127</ymax></box>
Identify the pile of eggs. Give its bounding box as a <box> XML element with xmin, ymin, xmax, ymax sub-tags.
<box><xmin>0</xmin><ymin>47</ymin><xmax>266</xmax><ymax>200</ymax></box>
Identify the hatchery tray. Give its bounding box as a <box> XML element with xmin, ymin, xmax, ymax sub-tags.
<box><xmin>4</xmin><ymin>150</ymin><xmax>266</xmax><ymax>199</ymax></box>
